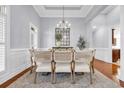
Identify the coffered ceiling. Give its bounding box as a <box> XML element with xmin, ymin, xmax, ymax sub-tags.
<box><xmin>33</xmin><ymin>5</ymin><xmax>116</xmax><ymax>22</ymax></box>
<box><xmin>33</xmin><ymin>5</ymin><xmax>94</xmax><ymax>17</ymax></box>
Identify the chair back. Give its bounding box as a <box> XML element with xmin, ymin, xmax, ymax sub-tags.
<box><xmin>53</xmin><ymin>49</ymin><xmax>73</xmax><ymax>63</ymax></box>
<box><xmin>34</xmin><ymin>50</ymin><xmax>52</xmax><ymax>63</ymax></box>
<box><xmin>74</xmin><ymin>48</ymin><xmax>95</xmax><ymax>64</ymax></box>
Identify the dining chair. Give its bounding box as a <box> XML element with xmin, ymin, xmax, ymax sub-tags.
<box><xmin>74</xmin><ymin>48</ymin><xmax>96</xmax><ymax>84</ymax></box>
<box><xmin>52</xmin><ymin>49</ymin><xmax>75</xmax><ymax>84</ymax></box>
<box><xmin>33</xmin><ymin>50</ymin><xmax>53</xmax><ymax>83</ymax></box>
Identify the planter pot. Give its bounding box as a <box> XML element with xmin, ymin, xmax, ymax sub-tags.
<box><xmin>56</xmin><ymin>41</ymin><xmax>61</xmax><ymax>47</ymax></box>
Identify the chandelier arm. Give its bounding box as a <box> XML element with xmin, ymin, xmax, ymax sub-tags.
<box><xmin>56</xmin><ymin>5</ymin><xmax>71</xmax><ymax>28</ymax></box>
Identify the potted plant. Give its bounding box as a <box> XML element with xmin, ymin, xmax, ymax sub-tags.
<box><xmin>55</xmin><ymin>33</ymin><xmax>62</xmax><ymax>47</ymax></box>
<box><xmin>77</xmin><ymin>36</ymin><xmax>87</xmax><ymax>50</ymax></box>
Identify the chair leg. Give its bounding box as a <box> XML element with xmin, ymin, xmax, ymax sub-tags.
<box><xmin>51</xmin><ymin>72</ymin><xmax>54</xmax><ymax>84</ymax></box>
<box><xmin>53</xmin><ymin>70</ymin><xmax>56</xmax><ymax>84</ymax></box>
<box><xmin>92</xmin><ymin>57</ymin><xmax>95</xmax><ymax>74</ymax></box>
<box><xmin>30</xmin><ymin>56</ymin><xmax>34</xmax><ymax>74</ymax></box>
<box><xmin>71</xmin><ymin>71</ymin><xmax>73</xmax><ymax>83</ymax></box>
<box><xmin>51</xmin><ymin>70</ymin><xmax>56</xmax><ymax>84</ymax></box>
<box><xmin>71</xmin><ymin>71</ymin><xmax>75</xmax><ymax>84</ymax></box>
<box><xmin>51</xmin><ymin>62</ymin><xmax>56</xmax><ymax>84</ymax></box>
<box><xmin>90</xmin><ymin>66</ymin><xmax>93</xmax><ymax>84</ymax></box>
<box><xmin>71</xmin><ymin>62</ymin><xmax>75</xmax><ymax>84</ymax></box>
<box><xmin>34</xmin><ymin>72</ymin><xmax>37</xmax><ymax>84</ymax></box>
<box><xmin>92</xmin><ymin>64</ymin><xmax>95</xmax><ymax>74</ymax></box>
<box><xmin>30</xmin><ymin>66</ymin><xmax>33</xmax><ymax>74</ymax></box>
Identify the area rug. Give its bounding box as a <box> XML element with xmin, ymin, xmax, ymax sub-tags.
<box><xmin>8</xmin><ymin>70</ymin><xmax>120</xmax><ymax>88</ymax></box>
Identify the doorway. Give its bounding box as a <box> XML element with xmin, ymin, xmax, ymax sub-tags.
<box><xmin>30</xmin><ymin>23</ymin><xmax>38</xmax><ymax>49</ymax></box>
<box><xmin>112</xmin><ymin>26</ymin><xmax>120</xmax><ymax>79</ymax></box>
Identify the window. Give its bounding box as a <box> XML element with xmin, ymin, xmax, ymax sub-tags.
<box><xmin>30</xmin><ymin>23</ymin><xmax>38</xmax><ymax>49</ymax></box>
<box><xmin>55</xmin><ymin>28</ymin><xmax>70</xmax><ymax>46</ymax></box>
<box><xmin>0</xmin><ymin>6</ymin><xmax>6</xmax><ymax>71</ymax></box>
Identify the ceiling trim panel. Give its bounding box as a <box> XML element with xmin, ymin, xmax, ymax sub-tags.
<box><xmin>33</xmin><ymin>5</ymin><xmax>94</xmax><ymax>18</ymax></box>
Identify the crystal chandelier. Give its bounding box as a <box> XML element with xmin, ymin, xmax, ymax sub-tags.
<box><xmin>56</xmin><ymin>6</ymin><xmax>71</xmax><ymax>28</ymax></box>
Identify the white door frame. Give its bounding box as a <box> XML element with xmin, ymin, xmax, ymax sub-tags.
<box><xmin>29</xmin><ymin>23</ymin><xmax>38</xmax><ymax>49</ymax></box>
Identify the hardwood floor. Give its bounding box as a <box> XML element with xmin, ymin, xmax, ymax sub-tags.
<box><xmin>94</xmin><ymin>59</ymin><xmax>112</xmax><ymax>79</ymax></box>
<box><xmin>0</xmin><ymin>59</ymin><xmax>123</xmax><ymax>88</ymax></box>
<box><xmin>120</xmin><ymin>80</ymin><xmax>124</xmax><ymax>87</ymax></box>
<box><xmin>94</xmin><ymin>59</ymin><xmax>123</xmax><ymax>87</ymax></box>
<box><xmin>0</xmin><ymin>67</ymin><xmax>32</xmax><ymax>88</ymax></box>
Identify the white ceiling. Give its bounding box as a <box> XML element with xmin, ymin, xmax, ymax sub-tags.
<box><xmin>33</xmin><ymin>5</ymin><xmax>94</xmax><ymax>17</ymax></box>
<box><xmin>100</xmin><ymin>5</ymin><xmax>116</xmax><ymax>15</ymax></box>
<box><xmin>33</xmin><ymin>5</ymin><xmax>117</xmax><ymax>22</ymax></box>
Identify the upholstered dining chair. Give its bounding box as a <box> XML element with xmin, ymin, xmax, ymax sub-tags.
<box><xmin>52</xmin><ymin>49</ymin><xmax>75</xmax><ymax>84</ymax></box>
<box><xmin>74</xmin><ymin>48</ymin><xmax>96</xmax><ymax>84</ymax></box>
<box><xmin>33</xmin><ymin>50</ymin><xmax>53</xmax><ymax>83</ymax></box>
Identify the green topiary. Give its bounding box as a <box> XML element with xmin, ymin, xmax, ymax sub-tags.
<box><xmin>55</xmin><ymin>33</ymin><xmax>62</xmax><ymax>41</ymax></box>
<box><xmin>77</xmin><ymin>36</ymin><xmax>87</xmax><ymax>50</ymax></box>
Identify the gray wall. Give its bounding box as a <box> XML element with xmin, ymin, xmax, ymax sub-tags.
<box><xmin>90</xmin><ymin>14</ymin><xmax>108</xmax><ymax>48</ymax></box>
<box><xmin>107</xmin><ymin>6</ymin><xmax>120</xmax><ymax>27</ymax></box>
<box><xmin>87</xmin><ymin>6</ymin><xmax>120</xmax><ymax>48</ymax></box>
<box><xmin>10</xmin><ymin>5</ymin><xmax>41</xmax><ymax>48</ymax></box>
<box><xmin>39</xmin><ymin>18</ymin><xmax>86</xmax><ymax>48</ymax></box>
<box><xmin>86</xmin><ymin>6</ymin><xmax>120</xmax><ymax>63</ymax></box>
<box><xmin>10</xmin><ymin>6</ymin><xmax>87</xmax><ymax>49</ymax></box>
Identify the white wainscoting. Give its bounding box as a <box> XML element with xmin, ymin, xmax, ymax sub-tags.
<box><xmin>95</xmin><ymin>48</ymin><xmax>112</xmax><ymax>63</ymax></box>
<box><xmin>0</xmin><ymin>49</ymin><xmax>31</xmax><ymax>84</ymax></box>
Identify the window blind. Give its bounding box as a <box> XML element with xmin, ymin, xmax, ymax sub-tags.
<box><xmin>0</xmin><ymin>45</ymin><xmax>5</xmax><ymax>71</ymax></box>
<box><xmin>0</xmin><ymin>6</ymin><xmax>6</xmax><ymax>71</ymax></box>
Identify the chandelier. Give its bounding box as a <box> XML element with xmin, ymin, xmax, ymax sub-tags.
<box><xmin>56</xmin><ymin>6</ymin><xmax>71</xmax><ymax>28</ymax></box>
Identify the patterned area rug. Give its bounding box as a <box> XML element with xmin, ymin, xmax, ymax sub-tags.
<box><xmin>8</xmin><ymin>70</ymin><xmax>120</xmax><ymax>88</ymax></box>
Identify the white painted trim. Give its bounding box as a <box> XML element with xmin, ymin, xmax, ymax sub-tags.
<box><xmin>10</xmin><ymin>48</ymin><xmax>29</xmax><ymax>51</ymax></box>
<box><xmin>33</xmin><ymin>5</ymin><xmax>94</xmax><ymax>18</ymax></box>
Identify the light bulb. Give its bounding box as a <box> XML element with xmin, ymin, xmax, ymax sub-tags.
<box><xmin>68</xmin><ymin>23</ymin><xmax>71</xmax><ymax>27</ymax></box>
<box><xmin>63</xmin><ymin>35</ymin><xmax>66</xmax><ymax>39</ymax></box>
<box><xmin>57</xmin><ymin>24</ymin><xmax>59</xmax><ymax>27</ymax></box>
<box><xmin>65</xmin><ymin>21</ymin><xmax>68</xmax><ymax>24</ymax></box>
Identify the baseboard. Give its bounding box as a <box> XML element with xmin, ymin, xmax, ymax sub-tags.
<box><xmin>119</xmin><ymin>80</ymin><xmax>124</xmax><ymax>87</ymax></box>
<box><xmin>0</xmin><ymin>66</ymin><xmax>32</xmax><ymax>88</ymax></box>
